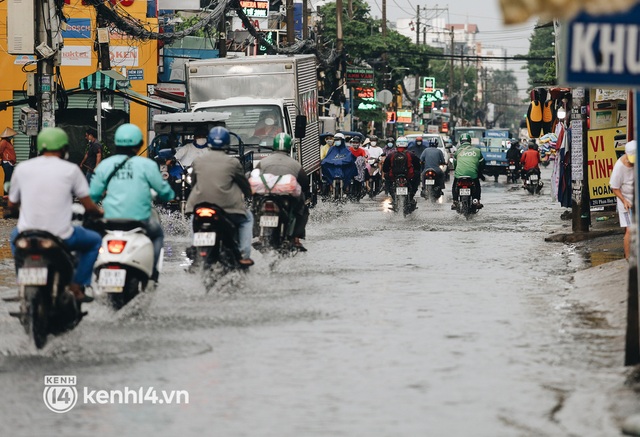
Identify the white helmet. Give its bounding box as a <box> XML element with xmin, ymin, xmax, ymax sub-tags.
<box><xmin>396</xmin><ymin>136</ymin><xmax>409</xmax><ymax>149</ymax></box>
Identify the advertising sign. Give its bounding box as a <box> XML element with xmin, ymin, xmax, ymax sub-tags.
<box><xmin>239</xmin><ymin>0</ymin><xmax>269</xmax><ymax>17</ymax></box>
<box><xmin>422</xmin><ymin>77</ymin><xmax>435</xmax><ymax>93</ymax></box>
<box><xmin>109</xmin><ymin>46</ymin><xmax>139</xmax><ymax>67</ymax></box>
<box><xmin>587</xmin><ymin>126</ymin><xmax>627</xmax><ymax>206</ymax></box>
<box><xmin>346</xmin><ymin>67</ymin><xmax>374</xmax><ymax>86</ymax></box>
<box><xmin>62</xmin><ymin>18</ymin><xmax>91</xmax><ymax>39</ymax></box>
<box><xmin>561</xmin><ymin>3</ymin><xmax>640</xmax><ymax>87</ymax></box>
<box><xmin>61</xmin><ymin>46</ymin><xmax>92</xmax><ymax>66</ymax></box>
<box><xmin>396</xmin><ymin>110</ymin><xmax>412</xmax><ymax>123</ymax></box>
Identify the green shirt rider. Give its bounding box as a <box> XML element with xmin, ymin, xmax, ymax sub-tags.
<box><xmin>452</xmin><ymin>134</ymin><xmax>486</xmax><ymax>209</ymax></box>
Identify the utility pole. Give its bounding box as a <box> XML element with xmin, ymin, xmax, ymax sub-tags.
<box><xmin>570</xmin><ymin>87</ymin><xmax>590</xmax><ymax>232</ymax></box>
<box><xmin>381</xmin><ymin>0</ymin><xmax>387</xmax><ymax>37</ymax></box>
<box><xmin>286</xmin><ymin>0</ymin><xmax>295</xmax><ymax>44</ymax></box>
<box><xmin>336</xmin><ymin>0</ymin><xmax>343</xmax><ymax>52</ymax></box>
<box><xmin>95</xmin><ymin>10</ymin><xmax>111</xmax><ymax>142</ymax></box>
<box><xmin>449</xmin><ymin>27</ymin><xmax>454</xmax><ymax>125</ymax></box>
<box><xmin>414</xmin><ymin>5</ymin><xmax>420</xmax><ymax>130</ymax></box>
<box><xmin>302</xmin><ymin>0</ymin><xmax>308</xmax><ymax>39</ymax></box>
<box><xmin>36</xmin><ymin>0</ymin><xmax>57</xmax><ymax>154</ymax></box>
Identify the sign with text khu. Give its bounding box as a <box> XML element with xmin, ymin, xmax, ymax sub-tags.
<box><xmin>560</xmin><ymin>3</ymin><xmax>640</xmax><ymax>87</ymax></box>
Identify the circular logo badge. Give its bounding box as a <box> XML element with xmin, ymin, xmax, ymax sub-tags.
<box><xmin>43</xmin><ymin>386</ymin><xmax>78</xmax><ymax>413</ymax></box>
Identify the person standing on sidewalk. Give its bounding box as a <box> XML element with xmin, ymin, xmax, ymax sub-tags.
<box><xmin>79</xmin><ymin>128</ymin><xmax>102</xmax><ymax>183</ymax></box>
<box><xmin>0</xmin><ymin>127</ymin><xmax>17</xmax><ymax>191</ymax></box>
<box><xmin>610</xmin><ymin>140</ymin><xmax>636</xmax><ymax>259</ymax></box>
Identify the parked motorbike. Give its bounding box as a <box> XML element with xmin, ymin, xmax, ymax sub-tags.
<box><xmin>186</xmin><ymin>203</ymin><xmax>249</xmax><ymax>280</ymax></box>
<box><xmin>523</xmin><ymin>169</ymin><xmax>543</xmax><ymax>195</ymax></box>
<box><xmin>91</xmin><ymin>219</ymin><xmax>157</xmax><ymax>310</ymax></box>
<box><xmin>506</xmin><ymin>160</ymin><xmax>519</xmax><ymax>184</ymax></box>
<box><xmin>367</xmin><ymin>158</ymin><xmax>383</xmax><ymax>199</ymax></box>
<box><xmin>392</xmin><ymin>175</ymin><xmax>416</xmax><ymax>217</ymax></box>
<box><xmin>421</xmin><ymin>168</ymin><xmax>443</xmax><ymax>202</ymax></box>
<box><xmin>252</xmin><ymin>194</ymin><xmax>298</xmax><ymax>254</ymax></box>
<box><xmin>454</xmin><ymin>177</ymin><xmax>479</xmax><ymax>219</ymax></box>
<box><xmin>7</xmin><ymin>230</ymin><xmax>86</xmax><ymax>348</ymax></box>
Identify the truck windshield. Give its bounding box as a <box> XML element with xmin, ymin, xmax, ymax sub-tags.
<box><xmin>196</xmin><ymin>105</ymin><xmax>285</xmax><ymax>146</ymax></box>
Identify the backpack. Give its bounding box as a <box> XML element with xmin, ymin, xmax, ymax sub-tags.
<box><xmin>390</xmin><ymin>151</ymin><xmax>414</xmax><ymax>179</ymax></box>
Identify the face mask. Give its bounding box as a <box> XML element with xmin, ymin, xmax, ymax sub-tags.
<box><xmin>353</xmin><ymin>143</ymin><xmax>360</xmax><ymax>148</ymax></box>
<box><xmin>334</xmin><ymin>139</ymin><xmax>342</xmax><ymax>146</ymax></box>
<box><xmin>195</xmin><ymin>138</ymin><xmax>207</xmax><ymax>146</ymax></box>
<box><xmin>326</xmin><ymin>140</ymin><xmax>334</xmax><ymax>146</ymax></box>
<box><xmin>387</xmin><ymin>142</ymin><xmax>393</xmax><ymax>148</ymax></box>
<box><xmin>265</xmin><ymin>118</ymin><xmax>274</xmax><ymax>126</ymax></box>
<box><xmin>371</xmin><ymin>141</ymin><xmax>377</xmax><ymax>147</ymax></box>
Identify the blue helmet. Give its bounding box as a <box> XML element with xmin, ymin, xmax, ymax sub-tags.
<box><xmin>115</xmin><ymin>124</ymin><xmax>143</xmax><ymax>147</ymax></box>
<box><xmin>208</xmin><ymin>126</ymin><xmax>230</xmax><ymax>149</ymax></box>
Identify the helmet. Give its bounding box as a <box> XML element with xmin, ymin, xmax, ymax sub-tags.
<box><xmin>115</xmin><ymin>124</ymin><xmax>143</xmax><ymax>147</ymax></box>
<box><xmin>333</xmin><ymin>132</ymin><xmax>345</xmax><ymax>146</ymax></box>
<box><xmin>37</xmin><ymin>127</ymin><xmax>69</xmax><ymax>152</ymax></box>
<box><xmin>273</xmin><ymin>133</ymin><xmax>292</xmax><ymax>152</ymax></box>
<box><xmin>334</xmin><ymin>133</ymin><xmax>345</xmax><ymax>140</ymax></box>
<box><xmin>510</xmin><ymin>139</ymin><xmax>519</xmax><ymax>147</ymax></box>
<box><xmin>416</xmin><ymin>136</ymin><xmax>423</xmax><ymax>144</ymax></box>
<box><xmin>459</xmin><ymin>133</ymin><xmax>472</xmax><ymax>145</ymax></box>
<box><xmin>396</xmin><ymin>136</ymin><xmax>409</xmax><ymax>149</ymax></box>
<box><xmin>428</xmin><ymin>138</ymin><xmax>439</xmax><ymax>147</ymax></box>
<box><xmin>351</xmin><ymin>135</ymin><xmax>361</xmax><ymax>144</ymax></box>
<box><xmin>370</xmin><ymin>135</ymin><xmax>378</xmax><ymax>142</ymax></box>
<box><xmin>208</xmin><ymin>126</ymin><xmax>230</xmax><ymax>149</ymax></box>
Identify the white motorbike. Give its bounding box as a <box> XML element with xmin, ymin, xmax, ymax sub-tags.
<box><xmin>92</xmin><ymin>218</ymin><xmax>159</xmax><ymax>310</ymax></box>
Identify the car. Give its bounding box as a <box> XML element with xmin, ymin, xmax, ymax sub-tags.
<box><xmin>406</xmin><ymin>133</ymin><xmax>453</xmax><ymax>180</ymax></box>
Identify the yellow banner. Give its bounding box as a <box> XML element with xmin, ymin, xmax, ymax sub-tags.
<box><xmin>587</xmin><ymin>127</ymin><xmax>626</xmax><ymax>206</ymax></box>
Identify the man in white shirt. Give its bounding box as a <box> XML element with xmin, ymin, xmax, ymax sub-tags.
<box><xmin>173</xmin><ymin>126</ymin><xmax>211</xmax><ymax>167</ymax></box>
<box><xmin>8</xmin><ymin>127</ymin><xmax>103</xmax><ymax>302</ymax></box>
<box><xmin>610</xmin><ymin>140</ymin><xmax>636</xmax><ymax>259</ymax></box>
<box><xmin>363</xmin><ymin>136</ymin><xmax>384</xmax><ymax>193</ymax></box>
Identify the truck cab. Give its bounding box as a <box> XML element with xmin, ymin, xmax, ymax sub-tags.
<box><xmin>479</xmin><ymin>128</ymin><xmax>511</xmax><ymax>182</ymax></box>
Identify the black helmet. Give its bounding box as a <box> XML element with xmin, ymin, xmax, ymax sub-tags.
<box><xmin>510</xmin><ymin>139</ymin><xmax>519</xmax><ymax>147</ymax></box>
<box><xmin>428</xmin><ymin>138</ymin><xmax>439</xmax><ymax>147</ymax></box>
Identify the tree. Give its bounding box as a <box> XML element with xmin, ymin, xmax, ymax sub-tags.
<box><xmin>525</xmin><ymin>22</ymin><xmax>556</xmax><ymax>88</ymax></box>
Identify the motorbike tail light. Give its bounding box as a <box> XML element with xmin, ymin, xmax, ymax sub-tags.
<box><xmin>196</xmin><ymin>207</ymin><xmax>216</xmax><ymax>217</ymax></box>
<box><xmin>107</xmin><ymin>240</ymin><xmax>127</xmax><ymax>254</ymax></box>
<box><xmin>263</xmin><ymin>201</ymin><xmax>280</xmax><ymax>213</ymax></box>
<box><xmin>39</xmin><ymin>239</ymin><xmax>54</xmax><ymax>249</ymax></box>
<box><xmin>458</xmin><ymin>181</ymin><xmax>473</xmax><ymax>189</ymax></box>
<box><xmin>426</xmin><ymin>170</ymin><xmax>436</xmax><ymax>178</ymax></box>
<box><xmin>30</xmin><ymin>255</ymin><xmax>42</xmax><ymax>261</ymax></box>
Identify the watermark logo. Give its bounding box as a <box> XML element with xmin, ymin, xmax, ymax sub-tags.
<box><xmin>43</xmin><ymin>375</ymin><xmax>189</xmax><ymax>413</ymax></box>
<box><xmin>43</xmin><ymin>375</ymin><xmax>78</xmax><ymax>414</ymax></box>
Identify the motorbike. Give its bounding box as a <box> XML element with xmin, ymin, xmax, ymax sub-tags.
<box><xmin>321</xmin><ymin>177</ymin><xmax>348</xmax><ymax>204</ymax></box>
<box><xmin>392</xmin><ymin>175</ymin><xmax>416</xmax><ymax>217</ymax></box>
<box><xmin>454</xmin><ymin>177</ymin><xmax>480</xmax><ymax>219</ymax></box>
<box><xmin>506</xmin><ymin>160</ymin><xmax>519</xmax><ymax>184</ymax></box>
<box><xmin>252</xmin><ymin>194</ymin><xmax>298</xmax><ymax>254</ymax></box>
<box><xmin>7</xmin><ymin>230</ymin><xmax>86</xmax><ymax>348</ymax></box>
<box><xmin>91</xmin><ymin>219</ymin><xmax>157</xmax><ymax>310</ymax></box>
<box><xmin>523</xmin><ymin>169</ymin><xmax>543</xmax><ymax>195</ymax></box>
<box><xmin>367</xmin><ymin>158</ymin><xmax>383</xmax><ymax>199</ymax></box>
<box><xmin>186</xmin><ymin>202</ymin><xmax>249</xmax><ymax>280</ymax></box>
<box><xmin>155</xmin><ymin>150</ymin><xmax>192</xmax><ymax>216</ymax></box>
<box><xmin>421</xmin><ymin>168</ymin><xmax>443</xmax><ymax>202</ymax></box>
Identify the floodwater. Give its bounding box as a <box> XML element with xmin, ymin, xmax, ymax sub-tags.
<box><xmin>0</xmin><ymin>167</ymin><xmax>635</xmax><ymax>437</ymax></box>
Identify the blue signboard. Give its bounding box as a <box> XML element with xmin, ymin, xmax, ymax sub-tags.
<box><xmin>127</xmin><ymin>69</ymin><xmax>144</xmax><ymax>81</ymax></box>
<box><xmin>62</xmin><ymin>18</ymin><xmax>92</xmax><ymax>39</ymax></box>
<box><xmin>561</xmin><ymin>4</ymin><xmax>640</xmax><ymax>87</ymax></box>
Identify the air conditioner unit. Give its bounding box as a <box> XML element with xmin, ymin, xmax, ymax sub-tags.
<box><xmin>7</xmin><ymin>0</ymin><xmax>35</xmax><ymax>55</ymax></box>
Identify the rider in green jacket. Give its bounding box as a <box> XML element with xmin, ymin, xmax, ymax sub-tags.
<box><xmin>452</xmin><ymin>134</ymin><xmax>486</xmax><ymax>209</ymax></box>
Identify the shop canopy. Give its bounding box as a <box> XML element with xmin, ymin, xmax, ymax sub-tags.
<box><xmin>499</xmin><ymin>0</ymin><xmax>638</xmax><ymax>24</ymax></box>
<box><xmin>78</xmin><ymin>70</ymin><xmax>184</xmax><ymax>113</ymax></box>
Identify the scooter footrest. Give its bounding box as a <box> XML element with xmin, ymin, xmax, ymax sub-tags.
<box><xmin>9</xmin><ymin>311</ymin><xmax>26</xmax><ymax>318</ymax></box>
<box><xmin>2</xmin><ymin>296</ymin><xmax>20</xmax><ymax>302</ymax></box>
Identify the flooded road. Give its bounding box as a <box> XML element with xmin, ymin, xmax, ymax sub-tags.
<box><xmin>0</xmin><ymin>167</ymin><xmax>634</xmax><ymax>436</ymax></box>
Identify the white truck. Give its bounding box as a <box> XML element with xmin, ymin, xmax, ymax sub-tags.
<box><xmin>184</xmin><ymin>54</ymin><xmax>320</xmax><ymax>176</ymax></box>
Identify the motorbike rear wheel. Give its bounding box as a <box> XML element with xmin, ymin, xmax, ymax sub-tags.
<box><xmin>29</xmin><ymin>287</ymin><xmax>50</xmax><ymax>349</ymax></box>
<box><xmin>108</xmin><ymin>274</ymin><xmax>143</xmax><ymax>310</ymax></box>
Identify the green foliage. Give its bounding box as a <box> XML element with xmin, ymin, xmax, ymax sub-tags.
<box><xmin>525</xmin><ymin>23</ymin><xmax>556</xmax><ymax>88</ymax></box>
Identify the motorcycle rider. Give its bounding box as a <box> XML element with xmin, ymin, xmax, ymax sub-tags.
<box><xmin>506</xmin><ymin>139</ymin><xmax>522</xmax><ymax>178</ymax></box>
<box><xmin>172</xmin><ymin>126</ymin><xmax>211</xmax><ymax>167</ymax></box>
<box><xmin>382</xmin><ymin>136</ymin><xmax>418</xmax><ymax>205</ymax></box>
<box><xmin>520</xmin><ymin>139</ymin><xmax>541</xmax><ymax>182</ymax></box>
<box><xmin>419</xmin><ymin>138</ymin><xmax>447</xmax><ymax>196</ymax></box>
<box><xmin>452</xmin><ymin>133</ymin><xmax>485</xmax><ymax>209</ymax></box>
<box><xmin>408</xmin><ymin>135</ymin><xmax>427</xmax><ymax>159</ymax></box>
<box><xmin>90</xmin><ymin>124</ymin><xmax>175</xmax><ymax>283</ymax></box>
<box><xmin>255</xmin><ymin>133</ymin><xmax>310</xmax><ymax>251</ymax></box>
<box><xmin>321</xmin><ymin>132</ymin><xmax>357</xmax><ymax>193</ymax></box>
<box><xmin>363</xmin><ymin>135</ymin><xmax>384</xmax><ymax>193</ymax></box>
<box><xmin>186</xmin><ymin>126</ymin><xmax>255</xmax><ymax>266</ymax></box>
<box><xmin>381</xmin><ymin>137</ymin><xmax>396</xmax><ymax>193</ymax></box>
<box><xmin>8</xmin><ymin>127</ymin><xmax>103</xmax><ymax>302</ymax></box>
<box><xmin>320</xmin><ymin>133</ymin><xmax>334</xmax><ymax>160</ymax></box>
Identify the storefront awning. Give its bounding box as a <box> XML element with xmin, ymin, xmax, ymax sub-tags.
<box><xmin>499</xmin><ymin>0</ymin><xmax>639</xmax><ymax>24</ymax></box>
<box><xmin>114</xmin><ymin>88</ymin><xmax>184</xmax><ymax>113</ymax></box>
<box><xmin>79</xmin><ymin>70</ymin><xmax>130</xmax><ymax>91</ymax></box>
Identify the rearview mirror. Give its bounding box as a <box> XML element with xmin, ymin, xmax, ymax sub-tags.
<box><xmin>295</xmin><ymin>115</ymin><xmax>307</xmax><ymax>139</ymax></box>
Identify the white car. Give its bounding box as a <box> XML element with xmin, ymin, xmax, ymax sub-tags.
<box><xmin>406</xmin><ymin>134</ymin><xmax>453</xmax><ymax>179</ymax></box>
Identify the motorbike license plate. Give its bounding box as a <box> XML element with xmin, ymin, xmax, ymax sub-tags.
<box><xmin>490</xmin><ymin>160</ymin><xmax>497</xmax><ymax>165</ymax></box>
<box><xmin>17</xmin><ymin>267</ymin><xmax>47</xmax><ymax>286</ymax></box>
<box><xmin>396</xmin><ymin>187</ymin><xmax>408</xmax><ymax>195</ymax></box>
<box><xmin>259</xmin><ymin>215</ymin><xmax>279</xmax><ymax>228</ymax></box>
<box><xmin>460</xmin><ymin>188</ymin><xmax>471</xmax><ymax>196</ymax></box>
<box><xmin>509</xmin><ymin>165</ymin><xmax>516</xmax><ymax>170</ymax></box>
<box><xmin>98</xmin><ymin>269</ymin><xmax>126</xmax><ymax>293</ymax></box>
<box><xmin>425</xmin><ymin>179</ymin><xmax>435</xmax><ymax>185</ymax></box>
<box><xmin>530</xmin><ymin>174</ymin><xmax>539</xmax><ymax>181</ymax></box>
<box><xmin>193</xmin><ymin>232</ymin><xmax>216</xmax><ymax>247</ymax></box>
